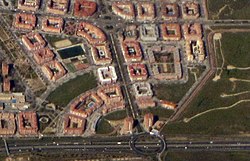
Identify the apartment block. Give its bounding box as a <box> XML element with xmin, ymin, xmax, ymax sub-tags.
<box><xmin>18</xmin><ymin>112</ymin><xmax>38</xmax><ymax>135</ymax></box>
<box><xmin>0</xmin><ymin>113</ymin><xmax>16</xmax><ymax>135</ymax></box>
<box><xmin>121</xmin><ymin>41</ymin><xmax>143</xmax><ymax>63</ymax></box>
<box><xmin>121</xmin><ymin>117</ymin><xmax>134</xmax><ymax>135</ymax></box>
<box><xmin>185</xmin><ymin>39</ymin><xmax>205</xmax><ymax>62</ymax></box>
<box><xmin>143</xmin><ymin>113</ymin><xmax>154</xmax><ymax>132</ymax></box>
<box><xmin>160</xmin><ymin>23</ymin><xmax>181</xmax><ymax>41</ymax></box>
<box><xmin>13</xmin><ymin>13</ymin><xmax>37</xmax><ymax>30</ymax></box>
<box><xmin>22</xmin><ymin>32</ymin><xmax>46</xmax><ymax>51</ymax></box>
<box><xmin>127</xmin><ymin>63</ymin><xmax>148</xmax><ymax>81</ymax></box>
<box><xmin>97</xmin><ymin>84</ymin><xmax>125</xmax><ymax>114</ymax></box>
<box><xmin>161</xmin><ymin>3</ymin><xmax>179</xmax><ymax>20</ymax></box>
<box><xmin>70</xmin><ymin>92</ymin><xmax>103</xmax><ymax>118</ymax></box>
<box><xmin>47</xmin><ymin>0</ymin><xmax>69</xmax><ymax>15</ymax></box>
<box><xmin>42</xmin><ymin>17</ymin><xmax>64</xmax><ymax>33</ymax></box>
<box><xmin>97</xmin><ymin>66</ymin><xmax>117</xmax><ymax>85</ymax></box>
<box><xmin>183</xmin><ymin>23</ymin><xmax>202</xmax><ymax>40</ymax></box>
<box><xmin>139</xmin><ymin>24</ymin><xmax>159</xmax><ymax>41</ymax></box>
<box><xmin>2</xmin><ymin>62</ymin><xmax>9</xmax><ymax>77</ymax></box>
<box><xmin>42</xmin><ymin>60</ymin><xmax>67</xmax><ymax>81</ymax></box>
<box><xmin>112</xmin><ymin>2</ymin><xmax>135</xmax><ymax>20</ymax></box>
<box><xmin>74</xmin><ymin>0</ymin><xmax>97</xmax><ymax>17</ymax></box>
<box><xmin>136</xmin><ymin>2</ymin><xmax>155</xmax><ymax>21</ymax></box>
<box><xmin>18</xmin><ymin>0</ymin><xmax>40</xmax><ymax>11</ymax></box>
<box><xmin>64</xmin><ymin>114</ymin><xmax>86</xmax><ymax>135</ymax></box>
<box><xmin>33</xmin><ymin>48</ymin><xmax>54</xmax><ymax>65</ymax></box>
<box><xmin>182</xmin><ymin>1</ymin><xmax>200</xmax><ymax>19</ymax></box>
<box><xmin>91</xmin><ymin>44</ymin><xmax>112</xmax><ymax>65</ymax></box>
<box><xmin>76</xmin><ymin>22</ymin><xmax>106</xmax><ymax>44</ymax></box>
<box><xmin>3</xmin><ymin>78</ymin><xmax>10</xmax><ymax>92</ymax></box>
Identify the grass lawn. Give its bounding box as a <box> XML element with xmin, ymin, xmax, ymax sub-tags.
<box><xmin>164</xmin><ymin>151</ymin><xmax>250</xmax><ymax>161</ymax></box>
<box><xmin>95</xmin><ymin>118</ymin><xmax>114</xmax><ymax>134</ymax></box>
<box><xmin>141</xmin><ymin>107</ymin><xmax>174</xmax><ymax>119</ymax></box>
<box><xmin>155</xmin><ymin>70</ymin><xmax>196</xmax><ymax>103</ymax></box>
<box><xmin>207</xmin><ymin>0</ymin><xmax>250</xmax><ymax>19</ymax></box>
<box><xmin>104</xmin><ymin>110</ymin><xmax>127</xmax><ymax>120</ymax></box>
<box><xmin>47</xmin><ymin>73</ymin><xmax>97</xmax><ymax>107</ymax></box>
<box><xmin>162</xmin><ymin>32</ymin><xmax>250</xmax><ymax>136</ymax></box>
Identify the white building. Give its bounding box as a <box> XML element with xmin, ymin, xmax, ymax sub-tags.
<box><xmin>97</xmin><ymin>66</ymin><xmax>117</xmax><ymax>85</ymax></box>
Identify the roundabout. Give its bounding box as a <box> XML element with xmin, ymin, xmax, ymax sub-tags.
<box><xmin>129</xmin><ymin>133</ymin><xmax>166</xmax><ymax>156</ymax></box>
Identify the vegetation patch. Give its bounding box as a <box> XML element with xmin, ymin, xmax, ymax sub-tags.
<box><xmin>47</xmin><ymin>73</ymin><xmax>97</xmax><ymax>107</ymax></box>
<box><xmin>164</xmin><ymin>151</ymin><xmax>250</xmax><ymax>161</ymax></box>
<box><xmin>95</xmin><ymin>118</ymin><xmax>114</xmax><ymax>134</ymax></box>
<box><xmin>162</xmin><ymin>32</ymin><xmax>250</xmax><ymax>136</ymax></box>
<box><xmin>104</xmin><ymin>110</ymin><xmax>127</xmax><ymax>121</ymax></box>
<box><xmin>207</xmin><ymin>0</ymin><xmax>250</xmax><ymax>19</ymax></box>
<box><xmin>155</xmin><ymin>70</ymin><xmax>196</xmax><ymax>103</ymax></box>
<box><xmin>141</xmin><ymin>107</ymin><xmax>174</xmax><ymax>119</ymax></box>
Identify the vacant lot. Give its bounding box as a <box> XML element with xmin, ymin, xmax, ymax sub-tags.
<box><xmin>155</xmin><ymin>67</ymin><xmax>206</xmax><ymax>103</ymax></box>
<box><xmin>141</xmin><ymin>107</ymin><xmax>174</xmax><ymax>119</ymax></box>
<box><xmin>162</xmin><ymin>32</ymin><xmax>250</xmax><ymax>136</ymax></box>
<box><xmin>207</xmin><ymin>0</ymin><xmax>250</xmax><ymax>19</ymax></box>
<box><xmin>164</xmin><ymin>151</ymin><xmax>250</xmax><ymax>161</ymax></box>
<box><xmin>47</xmin><ymin>73</ymin><xmax>97</xmax><ymax>107</ymax></box>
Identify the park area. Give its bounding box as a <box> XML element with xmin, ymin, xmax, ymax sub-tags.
<box><xmin>207</xmin><ymin>0</ymin><xmax>250</xmax><ymax>19</ymax></box>
<box><xmin>95</xmin><ymin>110</ymin><xmax>127</xmax><ymax>135</ymax></box>
<box><xmin>162</xmin><ymin>32</ymin><xmax>250</xmax><ymax>136</ymax></box>
<box><xmin>47</xmin><ymin>73</ymin><xmax>97</xmax><ymax>107</ymax></box>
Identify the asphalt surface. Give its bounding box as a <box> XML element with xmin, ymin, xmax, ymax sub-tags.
<box><xmin>1</xmin><ymin>135</ymin><xmax>250</xmax><ymax>156</ymax></box>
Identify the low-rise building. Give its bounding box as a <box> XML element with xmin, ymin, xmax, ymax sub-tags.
<box><xmin>74</xmin><ymin>0</ymin><xmax>97</xmax><ymax>17</ymax></box>
<box><xmin>161</xmin><ymin>3</ymin><xmax>179</xmax><ymax>20</ymax></box>
<box><xmin>33</xmin><ymin>48</ymin><xmax>54</xmax><ymax>65</ymax></box>
<box><xmin>182</xmin><ymin>1</ymin><xmax>200</xmax><ymax>19</ymax></box>
<box><xmin>42</xmin><ymin>60</ymin><xmax>67</xmax><ymax>81</ymax></box>
<box><xmin>159</xmin><ymin>100</ymin><xmax>177</xmax><ymax>110</ymax></box>
<box><xmin>160</xmin><ymin>23</ymin><xmax>181</xmax><ymax>41</ymax></box>
<box><xmin>139</xmin><ymin>24</ymin><xmax>159</xmax><ymax>41</ymax></box>
<box><xmin>127</xmin><ymin>63</ymin><xmax>148</xmax><ymax>81</ymax></box>
<box><xmin>97</xmin><ymin>84</ymin><xmax>125</xmax><ymax>114</ymax></box>
<box><xmin>42</xmin><ymin>17</ymin><xmax>64</xmax><ymax>33</ymax></box>
<box><xmin>18</xmin><ymin>112</ymin><xmax>38</xmax><ymax>135</ymax></box>
<box><xmin>97</xmin><ymin>66</ymin><xmax>117</xmax><ymax>85</ymax></box>
<box><xmin>13</xmin><ymin>13</ymin><xmax>37</xmax><ymax>30</ymax></box>
<box><xmin>0</xmin><ymin>113</ymin><xmax>16</xmax><ymax>135</ymax></box>
<box><xmin>22</xmin><ymin>32</ymin><xmax>46</xmax><ymax>51</ymax></box>
<box><xmin>121</xmin><ymin>41</ymin><xmax>143</xmax><ymax>63</ymax></box>
<box><xmin>91</xmin><ymin>44</ymin><xmax>112</xmax><ymax>65</ymax></box>
<box><xmin>112</xmin><ymin>2</ymin><xmax>135</xmax><ymax>20</ymax></box>
<box><xmin>137</xmin><ymin>2</ymin><xmax>155</xmax><ymax>21</ymax></box>
<box><xmin>18</xmin><ymin>0</ymin><xmax>40</xmax><ymax>11</ymax></box>
<box><xmin>0</xmin><ymin>93</ymin><xmax>30</xmax><ymax>110</ymax></box>
<box><xmin>70</xmin><ymin>92</ymin><xmax>103</xmax><ymax>118</ymax></box>
<box><xmin>143</xmin><ymin>113</ymin><xmax>154</xmax><ymax>132</ymax></box>
<box><xmin>76</xmin><ymin>22</ymin><xmax>106</xmax><ymax>44</ymax></box>
<box><xmin>47</xmin><ymin>0</ymin><xmax>69</xmax><ymax>15</ymax></box>
<box><xmin>63</xmin><ymin>114</ymin><xmax>86</xmax><ymax>135</ymax></box>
